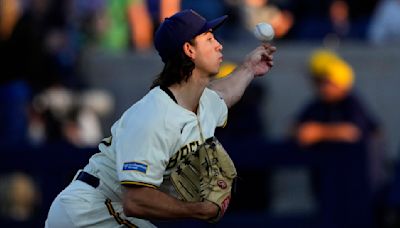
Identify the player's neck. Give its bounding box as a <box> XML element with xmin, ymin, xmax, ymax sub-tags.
<box><xmin>169</xmin><ymin>72</ymin><xmax>210</xmax><ymax>113</ymax></box>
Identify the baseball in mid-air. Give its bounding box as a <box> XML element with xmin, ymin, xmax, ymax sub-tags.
<box><xmin>254</xmin><ymin>22</ymin><xmax>275</xmax><ymax>42</ymax></box>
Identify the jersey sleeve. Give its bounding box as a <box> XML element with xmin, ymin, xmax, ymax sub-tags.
<box><xmin>114</xmin><ymin>109</ymin><xmax>178</xmax><ymax>189</ymax></box>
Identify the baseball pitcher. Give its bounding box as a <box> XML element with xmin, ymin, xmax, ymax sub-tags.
<box><xmin>45</xmin><ymin>9</ymin><xmax>275</xmax><ymax>227</ymax></box>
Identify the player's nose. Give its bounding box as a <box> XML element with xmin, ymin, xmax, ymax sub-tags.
<box><xmin>216</xmin><ymin>40</ymin><xmax>223</xmax><ymax>52</ymax></box>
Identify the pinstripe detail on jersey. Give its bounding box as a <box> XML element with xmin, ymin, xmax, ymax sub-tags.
<box><xmin>105</xmin><ymin>199</ymin><xmax>137</xmax><ymax>228</ymax></box>
<box><xmin>221</xmin><ymin>117</ymin><xmax>228</xmax><ymax>128</ymax></box>
<box><xmin>100</xmin><ymin>136</ymin><xmax>112</xmax><ymax>146</ymax></box>
<box><xmin>121</xmin><ymin>181</ymin><xmax>158</xmax><ymax>189</ymax></box>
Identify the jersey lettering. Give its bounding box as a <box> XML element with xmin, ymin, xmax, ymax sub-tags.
<box><xmin>166</xmin><ymin>141</ymin><xmax>200</xmax><ymax>169</ymax></box>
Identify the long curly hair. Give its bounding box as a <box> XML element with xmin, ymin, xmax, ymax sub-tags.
<box><xmin>151</xmin><ymin>41</ymin><xmax>196</xmax><ymax>89</ymax></box>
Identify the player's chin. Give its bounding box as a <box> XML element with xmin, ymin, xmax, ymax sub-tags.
<box><xmin>207</xmin><ymin>67</ymin><xmax>217</xmax><ymax>77</ymax></box>
<box><xmin>209</xmin><ymin>72</ymin><xmax>217</xmax><ymax>79</ymax></box>
<box><xmin>214</xmin><ymin>63</ymin><xmax>223</xmax><ymax>75</ymax></box>
<box><xmin>209</xmin><ymin>69</ymin><xmax>220</xmax><ymax>78</ymax></box>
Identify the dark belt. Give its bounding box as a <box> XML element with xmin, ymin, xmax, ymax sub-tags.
<box><xmin>76</xmin><ymin>171</ymin><xmax>100</xmax><ymax>188</ymax></box>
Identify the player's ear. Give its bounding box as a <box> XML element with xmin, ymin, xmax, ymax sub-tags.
<box><xmin>183</xmin><ymin>42</ymin><xmax>195</xmax><ymax>59</ymax></box>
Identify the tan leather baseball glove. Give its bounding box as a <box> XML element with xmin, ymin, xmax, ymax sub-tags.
<box><xmin>170</xmin><ymin>137</ymin><xmax>237</xmax><ymax>222</ymax></box>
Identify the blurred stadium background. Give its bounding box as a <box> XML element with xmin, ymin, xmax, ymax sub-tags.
<box><xmin>1</xmin><ymin>0</ymin><xmax>400</xmax><ymax>227</ymax></box>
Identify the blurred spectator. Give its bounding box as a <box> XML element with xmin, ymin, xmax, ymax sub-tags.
<box><xmin>71</xmin><ymin>0</ymin><xmax>106</xmax><ymax>45</ymax></box>
<box><xmin>98</xmin><ymin>0</ymin><xmax>154</xmax><ymax>52</ymax></box>
<box><xmin>29</xmin><ymin>86</ymin><xmax>113</xmax><ymax>147</ymax></box>
<box><xmin>0</xmin><ymin>172</ymin><xmax>40</xmax><ymax>225</ymax></box>
<box><xmin>293</xmin><ymin>49</ymin><xmax>380</xmax><ymax>147</ymax></box>
<box><xmin>296</xmin><ymin>49</ymin><xmax>385</xmax><ymax>180</ymax></box>
<box><xmin>127</xmin><ymin>0</ymin><xmax>154</xmax><ymax>51</ymax></box>
<box><xmin>367</xmin><ymin>0</ymin><xmax>400</xmax><ymax>45</ymax></box>
<box><xmin>72</xmin><ymin>0</ymin><xmax>177</xmax><ymax>52</ymax></box>
<box><xmin>0</xmin><ymin>0</ymin><xmax>89</xmax><ymax>147</ymax></box>
<box><xmin>292</xmin><ymin>49</ymin><xmax>386</xmax><ymax>227</ymax></box>
<box><xmin>284</xmin><ymin>0</ymin><xmax>333</xmax><ymax>39</ymax></box>
<box><xmin>329</xmin><ymin>0</ymin><xmax>351</xmax><ymax>39</ymax></box>
<box><xmin>235</xmin><ymin>0</ymin><xmax>294</xmax><ymax>39</ymax></box>
<box><xmin>0</xmin><ymin>0</ymin><xmax>23</xmax><ymax>40</ymax></box>
<box><xmin>0</xmin><ymin>0</ymin><xmax>36</xmax><ymax>147</ymax></box>
<box><xmin>286</xmin><ymin>0</ymin><xmax>378</xmax><ymax>40</ymax></box>
<box><xmin>8</xmin><ymin>0</ymin><xmax>67</xmax><ymax>92</ymax></box>
<box><xmin>159</xmin><ymin>0</ymin><xmax>180</xmax><ymax>22</ymax></box>
<box><xmin>97</xmin><ymin>0</ymin><xmax>130</xmax><ymax>51</ymax></box>
<box><xmin>1</xmin><ymin>0</ymin><xmax>87</xmax><ymax>94</ymax></box>
<box><xmin>146</xmin><ymin>0</ymin><xmax>180</xmax><ymax>36</ymax></box>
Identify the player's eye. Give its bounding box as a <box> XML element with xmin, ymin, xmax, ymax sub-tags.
<box><xmin>215</xmin><ymin>35</ymin><xmax>223</xmax><ymax>44</ymax></box>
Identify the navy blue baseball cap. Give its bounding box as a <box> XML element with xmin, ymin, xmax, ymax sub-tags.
<box><xmin>154</xmin><ymin>9</ymin><xmax>228</xmax><ymax>63</ymax></box>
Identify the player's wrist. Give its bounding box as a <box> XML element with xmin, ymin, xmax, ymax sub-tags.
<box><xmin>201</xmin><ymin>201</ymin><xmax>220</xmax><ymax>221</ymax></box>
<box><xmin>189</xmin><ymin>201</ymin><xmax>219</xmax><ymax>220</ymax></box>
<box><xmin>237</xmin><ymin>63</ymin><xmax>256</xmax><ymax>79</ymax></box>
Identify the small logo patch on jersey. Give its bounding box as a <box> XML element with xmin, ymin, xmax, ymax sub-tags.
<box><xmin>123</xmin><ymin>162</ymin><xmax>148</xmax><ymax>173</ymax></box>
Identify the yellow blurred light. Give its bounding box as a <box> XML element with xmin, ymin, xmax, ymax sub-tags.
<box><xmin>309</xmin><ymin>49</ymin><xmax>354</xmax><ymax>90</ymax></box>
<box><xmin>216</xmin><ymin>62</ymin><xmax>237</xmax><ymax>78</ymax></box>
<box><xmin>309</xmin><ymin>49</ymin><xmax>340</xmax><ymax>77</ymax></box>
<box><xmin>324</xmin><ymin>60</ymin><xmax>354</xmax><ymax>90</ymax></box>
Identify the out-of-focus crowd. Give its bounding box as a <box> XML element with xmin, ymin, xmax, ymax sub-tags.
<box><xmin>2</xmin><ymin>0</ymin><xmax>400</xmax><ymax>150</ymax></box>
<box><xmin>1</xmin><ymin>0</ymin><xmax>400</xmax><ymax>227</ymax></box>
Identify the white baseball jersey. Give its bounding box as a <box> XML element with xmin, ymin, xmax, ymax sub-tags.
<box><xmin>46</xmin><ymin>86</ymin><xmax>227</xmax><ymax>227</ymax></box>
